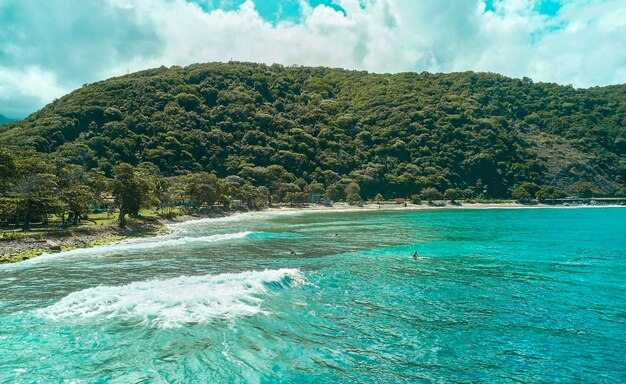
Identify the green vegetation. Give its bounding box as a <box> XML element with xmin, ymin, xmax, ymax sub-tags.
<box><xmin>0</xmin><ymin>248</ymin><xmax>43</xmax><ymax>264</ymax></box>
<box><xmin>421</xmin><ymin>187</ymin><xmax>443</xmax><ymax>203</ymax></box>
<box><xmin>444</xmin><ymin>188</ymin><xmax>462</xmax><ymax>203</ymax></box>
<box><xmin>0</xmin><ymin>62</ymin><xmax>624</xmax><ymax>226</ymax></box>
<box><xmin>0</xmin><ymin>144</ymin><xmax>269</xmax><ymax>232</ymax></box>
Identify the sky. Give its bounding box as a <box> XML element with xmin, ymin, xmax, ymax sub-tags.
<box><xmin>0</xmin><ymin>0</ymin><xmax>624</xmax><ymax>118</ymax></box>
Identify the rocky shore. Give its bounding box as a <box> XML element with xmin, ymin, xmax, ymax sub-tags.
<box><xmin>0</xmin><ymin>209</ymin><xmax>242</xmax><ymax>264</ymax></box>
<box><xmin>0</xmin><ymin>225</ymin><xmax>158</xmax><ymax>264</ymax></box>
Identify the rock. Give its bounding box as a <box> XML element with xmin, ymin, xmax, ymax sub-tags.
<box><xmin>46</xmin><ymin>240</ymin><xmax>62</xmax><ymax>251</ymax></box>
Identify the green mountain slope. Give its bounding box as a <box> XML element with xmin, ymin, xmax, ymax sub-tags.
<box><xmin>1</xmin><ymin>62</ymin><xmax>624</xmax><ymax>198</ymax></box>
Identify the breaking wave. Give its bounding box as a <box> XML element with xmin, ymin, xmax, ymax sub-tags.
<box><xmin>112</xmin><ymin>231</ymin><xmax>255</xmax><ymax>251</ymax></box>
<box><xmin>39</xmin><ymin>268</ymin><xmax>304</xmax><ymax>328</ymax></box>
<box><xmin>15</xmin><ymin>231</ymin><xmax>257</xmax><ymax>265</ymax></box>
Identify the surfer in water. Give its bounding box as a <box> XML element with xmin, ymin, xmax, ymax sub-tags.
<box><xmin>289</xmin><ymin>250</ymin><xmax>296</xmax><ymax>255</ymax></box>
<box><xmin>412</xmin><ymin>251</ymin><xmax>419</xmax><ymax>259</ymax></box>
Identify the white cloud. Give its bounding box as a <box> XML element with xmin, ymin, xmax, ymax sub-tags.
<box><xmin>0</xmin><ymin>0</ymin><xmax>624</xmax><ymax>118</ymax></box>
<box><xmin>0</xmin><ymin>66</ymin><xmax>65</xmax><ymax>118</ymax></box>
<box><xmin>525</xmin><ymin>0</ymin><xmax>626</xmax><ymax>86</ymax></box>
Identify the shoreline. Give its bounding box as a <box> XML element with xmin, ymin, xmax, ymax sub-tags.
<box><xmin>267</xmin><ymin>201</ymin><xmax>626</xmax><ymax>212</ymax></box>
<box><xmin>0</xmin><ymin>224</ymin><xmax>162</xmax><ymax>264</ymax></box>
<box><xmin>1</xmin><ymin>202</ymin><xmax>623</xmax><ymax>264</ymax></box>
<box><xmin>0</xmin><ymin>211</ymin><xmax>232</xmax><ymax>264</ymax></box>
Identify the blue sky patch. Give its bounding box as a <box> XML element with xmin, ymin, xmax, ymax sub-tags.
<box><xmin>186</xmin><ymin>0</ymin><xmax>345</xmax><ymax>23</ymax></box>
<box><xmin>484</xmin><ymin>0</ymin><xmax>562</xmax><ymax>16</ymax></box>
<box><xmin>536</xmin><ymin>0</ymin><xmax>562</xmax><ymax>16</ymax></box>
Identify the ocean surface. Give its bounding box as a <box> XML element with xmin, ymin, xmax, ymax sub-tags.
<box><xmin>1</xmin><ymin>207</ymin><xmax>625</xmax><ymax>383</ymax></box>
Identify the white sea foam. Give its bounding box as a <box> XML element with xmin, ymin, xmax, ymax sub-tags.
<box><xmin>168</xmin><ymin>210</ymin><xmax>307</xmax><ymax>229</ymax></box>
<box><xmin>6</xmin><ymin>231</ymin><xmax>256</xmax><ymax>267</ymax></box>
<box><xmin>39</xmin><ymin>268</ymin><xmax>304</xmax><ymax>328</ymax></box>
<box><xmin>167</xmin><ymin>212</ymin><xmax>263</xmax><ymax>228</ymax></box>
<box><xmin>111</xmin><ymin>231</ymin><xmax>255</xmax><ymax>251</ymax></box>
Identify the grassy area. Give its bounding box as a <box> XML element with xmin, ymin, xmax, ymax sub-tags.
<box><xmin>0</xmin><ymin>208</ymin><xmax>188</xmax><ymax>264</ymax></box>
<box><xmin>0</xmin><ymin>216</ymin><xmax>173</xmax><ymax>264</ymax></box>
<box><xmin>0</xmin><ymin>233</ymin><xmax>149</xmax><ymax>264</ymax></box>
<box><xmin>0</xmin><ymin>212</ymin><xmax>118</xmax><ymax>240</ymax></box>
<box><xmin>0</xmin><ymin>249</ymin><xmax>44</xmax><ymax>263</ymax></box>
<box><xmin>0</xmin><ymin>208</ymin><xmax>186</xmax><ymax>241</ymax></box>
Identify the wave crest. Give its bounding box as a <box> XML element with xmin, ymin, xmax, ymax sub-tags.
<box><xmin>39</xmin><ymin>268</ymin><xmax>304</xmax><ymax>328</ymax></box>
<box><xmin>116</xmin><ymin>231</ymin><xmax>254</xmax><ymax>251</ymax></box>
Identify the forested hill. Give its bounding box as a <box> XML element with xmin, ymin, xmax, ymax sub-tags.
<box><xmin>1</xmin><ymin>62</ymin><xmax>625</xmax><ymax>198</ymax></box>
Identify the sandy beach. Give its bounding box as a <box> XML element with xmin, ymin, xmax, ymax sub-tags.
<box><xmin>267</xmin><ymin>201</ymin><xmax>624</xmax><ymax>212</ymax></box>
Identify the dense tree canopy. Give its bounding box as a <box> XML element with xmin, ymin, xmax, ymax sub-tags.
<box><xmin>0</xmin><ymin>147</ymin><xmax>272</xmax><ymax>229</ymax></box>
<box><xmin>1</xmin><ymin>62</ymin><xmax>624</xmax><ymax>199</ymax></box>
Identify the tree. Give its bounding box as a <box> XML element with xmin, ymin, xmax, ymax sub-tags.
<box><xmin>184</xmin><ymin>172</ymin><xmax>222</xmax><ymax>207</ymax></box>
<box><xmin>374</xmin><ymin>193</ymin><xmax>384</xmax><ymax>203</ymax></box>
<box><xmin>305</xmin><ymin>182</ymin><xmax>325</xmax><ymax>193</ymax></box>
<box><xmin>111</xmin><ymin>163</ymin><xmax>150</xmax><ymax>226</ymax></box>
<box><xmin>0</xmin><ymin>147</ymin><xmax>16</xmax><ymax>192</ymax></box>
<box><xmin>14</xmin><ymin>173</ymin><xmax>61</xmax><ymax>231</ymax></box>
<box><xmin>136</xmin><ymin>162</ymin><xmax>163</xmax><ymax>211</ymax></box>
<box><xmin>511</xmin><ymin>181</ymin><xmax>539</xmax><ymax>203</ymax></box>
<box><xmin>518</xmin><ymin>182</ymin><xmax>540</xmax><ymax>199</ymax></box>
<box><xmin>236</xmin><ymin>183</ymin><xmax>262</xmax><ymax>209</ymax></box>
<box><xmin>511</xmin><ymin>186</ymin><xmax>531</xmax><ymax>203</ymax></box>
<box><xmin>345</xmin><ymin>181</ymin><xmax>361</xmax><ymax>196</ymax></box>
<box><xmin>576</xmin><ymin>183</ymin><xmax>594</xmax><ymax>198</ymax></box>
<box><xmin>0</xmin><ymin>197</ymin><xmax>18</xmax><ymax>224</ymax></box>
<box><xmin>154</xmin><ymin>177</ymin><xmax>173</xmax><ymax>213</ymax></box>
<box><xmin>325</xmin><ymin>183</ymin><xmax>343</xmax><ymax>202</ymax></box>
<box><xmin>55</xmin><ymin>164</ymin><xmax>97</xmax><ymax>225</ymax></box>
<box><xmin>257</xmin><ymin>186</ymin><xmax>271</xmax><ymax>206</ymax></box>
<box><xmin>275</xmin><ymin>182</ymin><xmax>300</xmax><ymax>202</ymax></box>
<box><xmin>444</xmin><ymin>188</ymin><xmax>461</xmax><ymax>203</ymax></box>
<box><xmin>345</xmin><ymin>182</ymin><xmax>361</xmax><ymax>203</ymax></box>
<box><xmin>85</xmin><ymin>169</ymin><xmax>109</xmax><ymax>207</ymax></box>
<box><xmin>225</xmin><ymin>175</ymin><xmax>244</xmax><ymax>190</ymax></box>
<box><xmin>284</xmin><ymin>191</ymin><xmax>306</xmax><ymax>206</ymax></box>
<box><xmin>421</xmin><ymin>187</ymin><xmax>442</xmax><ymax>202</ymax></box>
<box><xmin>535</xmin><ymin>185</ymin><xmax>565</xmax><ymax>201</ymax></box>
<box><xmin>176</xmin><ymin>93</ymin><xmax>202</xmax><ymax>111</ymax></box>
<box><xmin>346</xmin><ymin>193</ymin><xmax>361</xmax><ymax>204</ymax></box>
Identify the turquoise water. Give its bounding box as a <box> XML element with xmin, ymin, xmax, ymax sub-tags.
<box><xmin>1</xmin><ymin>208</ymin><xmax>625</xmax><ymax>383</ymax></box>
